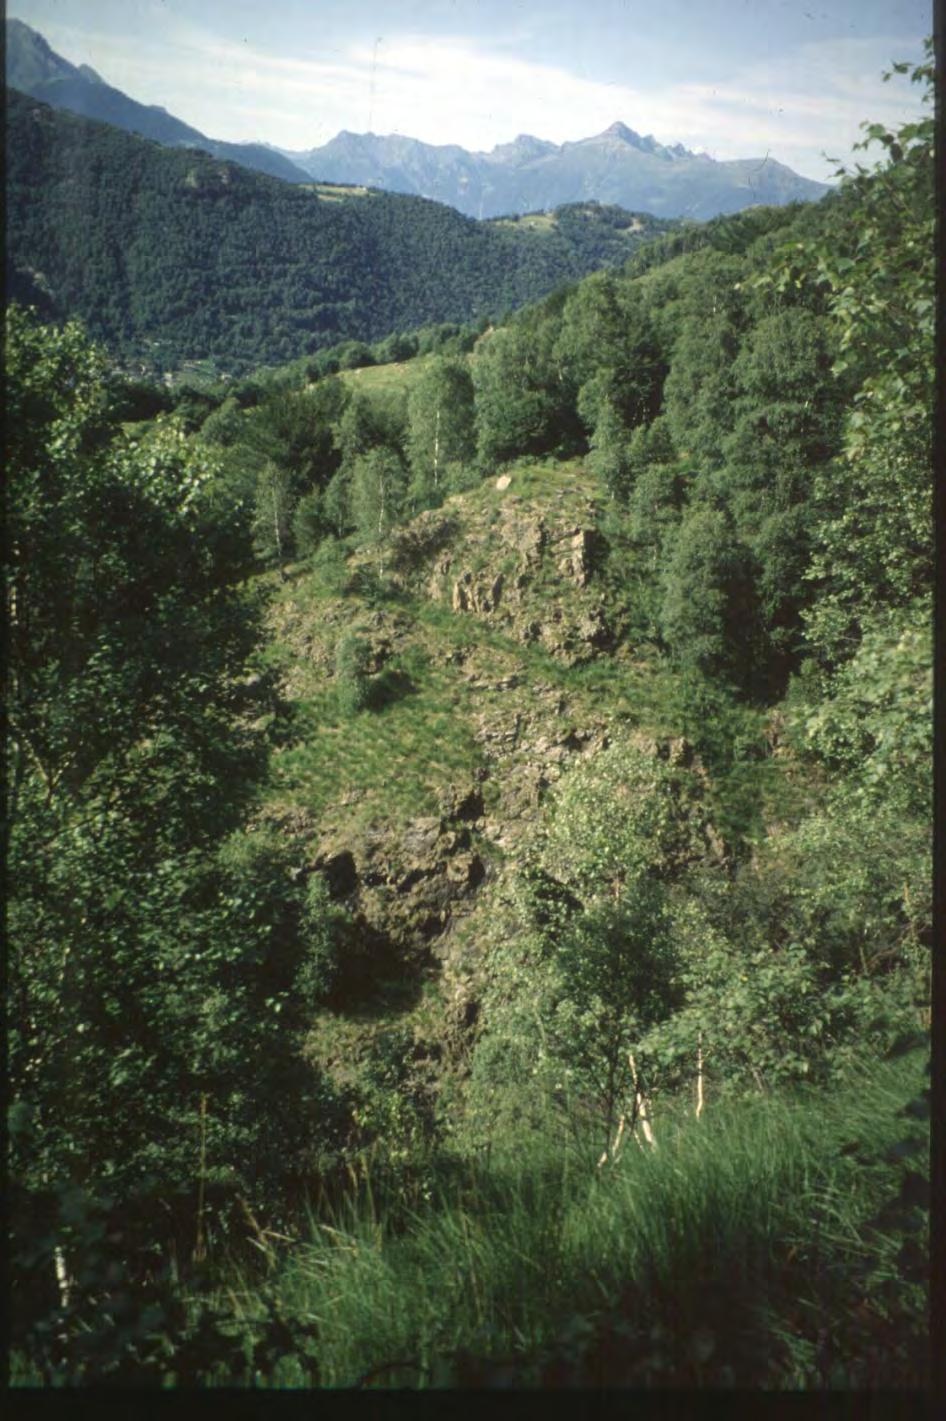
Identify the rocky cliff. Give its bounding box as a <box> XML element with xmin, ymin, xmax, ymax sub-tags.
<box><xmin>261</xmin><ymin>458</ymin><xmax>722</xmax><ymax>1085</ymax></box>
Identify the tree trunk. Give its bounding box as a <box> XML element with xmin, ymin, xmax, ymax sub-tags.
<box><xmin>433</xmin><ymin>405</ymin><xmax>441</xmax><ymax>489</ymax></box>
<box><xmin>270</xmin><ymin>466</ymin><xmax>285</xmax><ymax>581</ymax></box>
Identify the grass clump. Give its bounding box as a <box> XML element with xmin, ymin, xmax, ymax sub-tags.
<box><xmin>217</xmin><ymin>1049</ymin><xmax>927</xmax><ymax>1388</ymax></box>
<box><xmin>334</xmin><ymin>631</ymin><xmax>373</xmax><ymax>716</ymax></box>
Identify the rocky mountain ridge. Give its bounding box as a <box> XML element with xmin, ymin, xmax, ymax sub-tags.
<box><xmin>282</xmin><ymin>119</ymin><xmax>829</xmax><ymax>220</ymax></box>
<box><xmin>5</xmin><ymin>18</ymin><xmax>311</xmax><ymax>184</ymax></box>
<box><xmin>7</xmin><ymin>18</ymin><xmax>829</xmax><ymax>221</ymax></box>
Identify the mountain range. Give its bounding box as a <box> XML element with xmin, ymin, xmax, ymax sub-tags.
<box><xmin>7</xmin><ymin>19</ymin><xmax>829</xmax><ymax>220</ymax></box>
<box><xmin>279</xmin><ymin>122</ymin><xmax>830</xmax><ymax>221</ymax></box>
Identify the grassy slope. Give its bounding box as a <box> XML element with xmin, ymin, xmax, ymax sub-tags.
<box><xmin>334</xmin><ymin>353</ymin><xmax>442</xmax><ymax>409</ymax></box>
<box><xmin>261</xmin><ymin>458</ymin><xmax>681</xmax><ymax>835</ymax></box>
<box><xmin>254</xmin><ymin>442</ymin><xmax>789</xmax><ymax>1118</ymax></box>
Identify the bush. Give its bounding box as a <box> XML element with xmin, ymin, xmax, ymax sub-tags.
<box><xmin>292</xmin><ymin>489</ymin><xmax>326</xmax><ymax>557</ymax></box>
<box><xmin>308</xmin><ymin>534</ymin><xmax>351</xmax><ymax>593</ymax></box>
<box><xmin>334</xmin><ymin>632</ymin><xmax>373</xmax><ymax>715</ymax></box>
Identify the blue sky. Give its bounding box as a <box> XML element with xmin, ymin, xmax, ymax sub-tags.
<box><xmin>8</xmin><ymin>1</ymin><xmax>931</xmax><ymax>178</ymax></box>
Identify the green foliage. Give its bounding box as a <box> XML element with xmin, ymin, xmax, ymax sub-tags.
<box><xmin>252</xmin><ymin>459</ymin><xmax>294</xmax><ymax>568</ymax></box>
<box><xmin>349</xmin><ymin>448</ymin><xmax>408</xmax><ymax>555</ymax></box>
<box><xmin>468</xmin><ymin>741</ymin><xmax>712</xmax><ymax>1148</ymax></box>
<box><xmin>334</xmin><ymin>632</ymin><xmax>374</xmax><ymax>716</ymax></box>
<box><xmin>660</xmin><ymin>249</ymin><xmax>747</xmax><ymax>466</ymax></box>
<box><xmin>6</xmin><ymin>307</ymin><xmax>255</xmax><ymax>830</ymax></box>
<box><xmin>473</xmin><ymin>317</ymin><xmax>579</xmax><ymax>468</ymax></box>
<box><xmin>764</xmin><ymin>801</ymin><xmax>929</xmax><ymax>983</ymax></box>
<box><xmin>556</xmin><ymin>274</ymin><xmax>665</xmax><ymax>495</ymax></box>
<box><xmin>659</xmin><ymin>507</ymin><xmax>758</xmax><ymax>687</ymax></box>
<box><xmin>305</xmin><ymin>534</ymin><xmax>351</xmax><ymax>592</ymax></box>
<box><xmin>199</xmin><ymin>393</ymin><xmax>244</xmax><ymax>446</ymax></box>
<box><xmin>544</xmin><ymin>884</ymin><xmax>680</xmax><ymax>1151</ymax></box>
<box><xmin>336</xmin><ymin>388</ymin><xmax>405</xmax><ymax>461</ymax></box>
<box><xmin>406</xmin><ymin>358</ymin><xmax>476</xmax><ymax>508</ymax></box>
<box><xmin>291</xmin><ymin>488</ymin><xmax>327</xmax><ymax>557</ymax></box>
<box><xmin>6</xmin><ymin>309</ymin><xmax>343</xmax><ymax>1369</ymax></box>
<box><xmin>543</xmin><ymin>738</ymin><xmax>709</xmax><ymax>893</ymax></box>
<box><xmin>235</xmin><ymin>379</ymin><xmax>350</xmax><ymax>563</ymax></box>
<box><xmin>9</xmin><ymin>1174</ymin><xmax>322</xmax><ymax>1386</ymax></box>
<box><xmin>216</xmin><ymin>826</ymin><xmax>345</xmax><ymax>1018</ymax></box>
<box><xmin>793</xmin><ymin>598</ymin><xmax>931</xmax><ymax>816</ymax></box>
<box><xmin>765</xmin><ymin>50</ymin><xmax>933</xmax><ymax>665</ymax></box>
<box><xmin>583</xmin><ymin>397</ymin><xmax>632</xmax><ymax>499</ymax></box>
<box><xmin>336</xmin><ymin>339</ymin><xmax>377</xmax><ymax>371</ymax></box>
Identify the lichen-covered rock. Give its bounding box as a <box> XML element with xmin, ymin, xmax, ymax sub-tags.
<box><xmin>452</xmin><ymin>570</ymin><xmax>504</xmax><ymax>613</ymax></box>
<box><xmin>556</xmin><ymin>527</ymin><xmax>600</xmax><ymax>587</ymax></box>
<box><xmin>384</xmin><ymin>475</ymin><xmax>615</xmax><ymax>660</ymax></box>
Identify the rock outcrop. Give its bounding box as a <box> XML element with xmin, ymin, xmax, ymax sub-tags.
<box><xmin>306</xmin><ymin>796</ymin><xmax>490</xmax><ymax>995</ymax></box>
<box><xmin>405</xmin><ymin>484</ymin><xmax>615</xmax><ymax>664</ymax></box>
<box><xmin>265</xmin><ymin>461</ymin><xmax>727</xmax><ymax>1063</ymax></box>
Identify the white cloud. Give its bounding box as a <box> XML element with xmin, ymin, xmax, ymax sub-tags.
<box><xmin>671</xmin><ymin>36</ymin><xmax>929</xmax><ymax>175</ymax></box>
<box><xmin>13</xmin><ymin>10</ymin><xmax>927</xmax><ymax>178</ymax></box>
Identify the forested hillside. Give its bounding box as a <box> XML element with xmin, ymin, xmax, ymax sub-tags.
<box><xmin>5</xmin><ymin>90</ymin><xmax>674</xmax><ymax>376</ymax></box>
<box><xmin>7</xmin><ymin>48</ymin><xmax>932</xmax><ymax>1390</ymax></box>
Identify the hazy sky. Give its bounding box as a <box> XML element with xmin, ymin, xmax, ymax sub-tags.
<box><xmin>9</xmin><ymin>0</ymin><xmax>931</xmax><ymax>179</ymax></box>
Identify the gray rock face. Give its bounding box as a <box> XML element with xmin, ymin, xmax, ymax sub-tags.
<box><xmin>452</xmin><ymin>571</ymin><xmax>504</xmax><ymax>614</ymax></box>
<box><xmin>308</xmin><ymin>798</ymin><xmax>491</xmax><ymax>979</ymax></box>
<box><xmin>406</xmin><ymin>485</ymin><xmax>614</xmax><ymax>665</ymax></box>
<box><xmin>287</xmin><ymin>121</ymin><xmax>830</xmax><ymax>220</ymax></box>
<box><xmin>558</xmin><ymin>528</ymin><xmax>601</xmax><ymax>588</ymax></box>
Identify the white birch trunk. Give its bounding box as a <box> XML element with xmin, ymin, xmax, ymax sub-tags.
<box><xmin>433</xmin><ymin>405</ymin><xmax>441</xmax><ymax>489</ymax></box>
<box><xmin>54</xmin><ymin>1246</ymin><xmax>72</xmax><ymax>1309</ymax></box>
<box><xmin>629</xmin><ymin>1052</ymin><xmax>657</xmax><ymax>1150</ymax></box>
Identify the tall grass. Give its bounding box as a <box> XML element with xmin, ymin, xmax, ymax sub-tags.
<box><xmin>219</xmin><ymin>1049</ymin><xmax>928</xmax><ymax>1387</ymax></box>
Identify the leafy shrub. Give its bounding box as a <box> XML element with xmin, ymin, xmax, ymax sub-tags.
<box><xmin>334</xmin><ymin>632</ymin><xmax>373</xmax><ymax>715</ymax></box>
<box><xmin>292</xmin><ymin>489</ymin><xmax>326</xmax><ymax>557</ymax></box>
<box><xmin>307</xmin><ymin>534</ymin><xmax>351</xmax><ymax>593</ymax></box>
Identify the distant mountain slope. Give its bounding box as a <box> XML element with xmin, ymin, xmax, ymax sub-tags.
<box><xmin>285</xmin><ymin>119</ymin><xmax>830</xmax><ymax>220</ymax></box>
<box><xmin>8</xmin><ymin>19</ymin><xmax>829</xmax><ymax>220</ymax></box>
<box><xmin>5</xmin><ymin>18</ymin><xmax>311</xmax><ymax>184</ymax></box>
<box><xmin>5</xmin><ymin>91</ymin><xmax>676</xmax><ymax>374</ymax></box>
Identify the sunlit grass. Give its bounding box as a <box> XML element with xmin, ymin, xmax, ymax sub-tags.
<box><xmin>490</xmin><ymin>212</ymin><xmax>558</xmax><ymax>234</ymax></box>
<box><xmin>336</xmin><ymin>353</ymin><xmax>441</xmax><ymax>403</ymax></box>
<box><xmin>270</xmin><ymin>649</ymin><xmax>484</xmax><ymax>822</ymax></box>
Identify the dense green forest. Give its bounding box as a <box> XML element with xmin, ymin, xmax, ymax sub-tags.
<box><xmin>5</xmin><ymin>89</ymin><xmax>674</xmax><ymax>377</ymax></box>
<box><xmin>6</xmin><ymin>49</ymin><xmax>932</xmax><ymax>1389</ymax></box>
